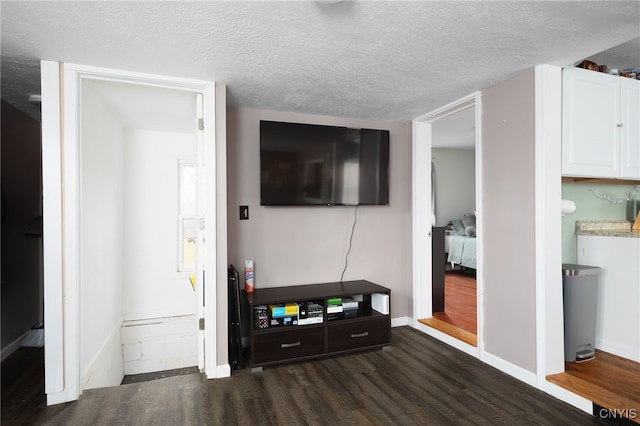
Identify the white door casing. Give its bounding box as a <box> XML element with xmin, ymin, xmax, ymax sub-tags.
<box><xmin>41</xmin><ymin>61</ymin><xmax>220</xmax><ymax>405</ymax></box>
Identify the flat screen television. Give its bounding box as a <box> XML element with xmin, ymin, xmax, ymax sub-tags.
<box><xmin>260</xmin><ymin>120</ymin><xmax>389</xmax><ymax>206</ymax></box>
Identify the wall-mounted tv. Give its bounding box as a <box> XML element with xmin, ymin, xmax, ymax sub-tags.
<box><xmin>260</xmin><ymin>120</ymin><xmax>389</xmax><ymax>206</ymax></box>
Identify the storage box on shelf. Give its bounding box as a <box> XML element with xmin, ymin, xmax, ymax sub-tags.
<box><xmin>243</xmin><ymin>280</ymin><xmax>391</xmax><ymax>370</ymax></box>
<box><xmin>562</xmin><ymin>66</ymin><xmax>640</xmax><ymax>179</ymax></box>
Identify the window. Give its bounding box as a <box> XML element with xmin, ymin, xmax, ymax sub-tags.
<box><xmin>178</xmin><ymin>161</ymin><xmax>196</xmax><ymax>271</ymax></box>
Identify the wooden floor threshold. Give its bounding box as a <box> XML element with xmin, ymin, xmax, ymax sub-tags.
<box><xmin>547</xmin><ymin>372</ymin><xmax>640</xmax><ymax>424</ymax></box>
<box><xmin>418</xmin><ymin>317</ymin><xmax>477</xmax><ymax>347</ymax></box>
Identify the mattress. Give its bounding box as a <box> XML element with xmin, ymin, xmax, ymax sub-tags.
<box><xmin>446</xmin><ymin>235</ymin><xmax>477</xmax><ymax>269</ymax></box>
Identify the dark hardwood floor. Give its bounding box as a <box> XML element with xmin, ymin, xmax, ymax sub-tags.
<box><xmin>421</xmin><ymin>272</ymin><xmax>640</xmax><ymax>424</ymax></box>
<box><xmin>2</xmin><ymin>327</ymin><xmax>601</xmax><ymax>425</ymax></box>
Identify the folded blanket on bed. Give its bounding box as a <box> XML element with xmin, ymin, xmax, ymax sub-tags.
<box><xmin>447</xmin><ymin>235</ymin><xmax>476</xmax><ymax>269</ymax></box>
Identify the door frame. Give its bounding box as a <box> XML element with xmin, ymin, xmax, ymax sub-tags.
<box><xmin>411</xmin><ymin>92</ymin><xmax>484</xmax><ymax>358</ymax></box>
<box><xmin>41</xmin><ymin>61</ymin><xmax>220</xmax><ymax>404</ymax></box>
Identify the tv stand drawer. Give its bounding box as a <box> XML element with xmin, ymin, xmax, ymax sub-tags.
<box><xmin>327</xmin><ymin>317</ymin><xmax>390</xmax><ymax>353</ymax></box>
<box><xmin>252</xmin><ymin>327</ymin><xmax>324</xmax><ymax>365</ymax></box>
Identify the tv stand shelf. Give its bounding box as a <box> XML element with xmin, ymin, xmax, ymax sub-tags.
<box><xmin>243</xmin><ymin>280</ymin><xmax>391</xmax><ymax>369</ymax></box>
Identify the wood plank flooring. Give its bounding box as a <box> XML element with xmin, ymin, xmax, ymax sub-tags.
<box><xmin>422</xmin><ymin>271</ymin><xmax>477</xmax><ymax>346</ymax></box>
<box><xmin>2</xmin><ymin>327</ymin><xmax>601</xmax><ymax>425</ymax></box>
<box><xmin>547</xmin><ymin>350</ymin><xmax>640</xmax><ymax>424</ymax></box>
<box><xmin>432</xmin><ymin>271</ymin><xmax>477</xmax><ymax>335</ymax></box>
<box><xmin>418</xmin><ymin>317</ymin><xmax>477</xmax><ymax>347</ymax></box>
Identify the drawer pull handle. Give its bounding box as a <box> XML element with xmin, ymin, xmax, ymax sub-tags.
<box><xmin>351</xmin><ymin>332</ymin><xmax>369</xmax><ymax>338</ymax></box>
<box><xmin>281</xmin><ymin>341</ymin><xmax>301</xmax><ymax>348</ymax></box>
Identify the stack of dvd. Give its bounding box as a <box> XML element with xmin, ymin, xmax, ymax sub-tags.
<box><xmin>327</xmin><ymin>297</ymin><xmax>344</xmax><ymax>321</ymax></box>
<box><xmin>298</xmin><ymin>300</ymin><xmax>324</xmax><ymax>325</ymax></box>
<box><xmin>254</xmin><ymin>305</ymin><xmax>269</xmax><ymax>329</ymax></box>
<box><xmin>269</xmin><ymin>303</ymin><xmax>299</xmax><ymax>327</ymax></box>
<box><xmin>342</xmin><ymin>297</ymin><xmax>359</xmax><ymax>318</ymax></box>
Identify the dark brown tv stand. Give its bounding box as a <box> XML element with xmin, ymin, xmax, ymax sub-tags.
<box><xmin>243</xmin><ymin>280</ymin><xmax>391</xmax><ymax>370</ymax></box>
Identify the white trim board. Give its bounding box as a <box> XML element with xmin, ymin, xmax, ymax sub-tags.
<box><xmin>413</xmin><ymin>322</ymin><xmax>479</xmax><ymax>359</ymax></box>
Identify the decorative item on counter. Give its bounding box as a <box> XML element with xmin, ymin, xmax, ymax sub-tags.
<box><xmin>628</xmin><ymin>186</ymin><xmax>640</xmax><ymax>222</ymax></box>
<box><xmin>608</xmin><ymin>69</ymin><xmax>619</xmax><ymax>76</ymax></box>
<box><xmin>598</xmin><ymin>65</ymin><xmax>608</xmax><ymax>73</ymax></box>
<box><xmin>244</xmin><ymin>259</ymin><xmax>254</xmax><ymax>293</ymax></box>
<box><xmin>633</xmin><ymin>210</ymin><xmax>640</xmax><ymax>233</ymax></box>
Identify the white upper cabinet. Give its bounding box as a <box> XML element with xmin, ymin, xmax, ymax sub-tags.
<box><xmin>621</xmin><ymin>77</ymin><xmax>640</xmax><ymax>178</ymax></box>
<box><xmin>562</xmin><ymin>67</ymin><xmax>640</xmax><ymax>179</ymax></box>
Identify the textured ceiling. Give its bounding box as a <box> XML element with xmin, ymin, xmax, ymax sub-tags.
<box><xmin>1</xmin><ymin>1</ymin><xmax>639</xmax><ymax>123</ymax></box>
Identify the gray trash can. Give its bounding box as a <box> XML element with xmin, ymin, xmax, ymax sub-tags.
<box><xmin>562</xmin><ymin>264</ymin><xmax>600</xmax><ymax>362</ymax></box>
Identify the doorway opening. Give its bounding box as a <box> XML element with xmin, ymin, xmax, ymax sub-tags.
<box><xmin>412</xmin><ymin>93</ymin><xmax>482</xmax><ymax>354</ymax></box>
<box><xmin>79</xmin><ymin>78</ymin><xmax>205</xmax><ymax>389</ymax></box>
<box><xmin>428</xmin><ymin>105</ymin><xmax>477</xmax><ymax>344</ymax></box>
<box><xmin>42</xmin><ymin>62</ymin><xmax>220</xmax><ymax>404</ymax></box>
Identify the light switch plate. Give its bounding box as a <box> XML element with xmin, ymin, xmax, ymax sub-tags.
<box><xmin>239</xmin><ymin>205</ymin><xmax>249</xmax><ymax>220</ymax></box>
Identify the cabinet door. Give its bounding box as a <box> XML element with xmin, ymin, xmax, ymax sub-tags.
<box><xmin>562</xmin><ymin>67</ymin><xmax>620</xmax><ymax>178</ymax></box>
<box><xmin>577</xmin><ymin>235</ymin><xmax>640</xmax><ymax>362</ymax></box>
<box><xmin>620</xmin><ymin>78</ymin><xmax>640</xmax><ymax>179</ymax></box>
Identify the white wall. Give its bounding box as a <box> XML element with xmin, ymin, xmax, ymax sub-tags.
<box><xmin>481</xmin><ymin>69</ymin><xmax>538</xmax><ymax>373</ymax></box>
<box><xmin>80</xmin><ymin>82</ymin><xmax>125</xmax><ymax>388</ymax></box>
<box><xmin>227</xmin><ymin>107</ymin><xmax>412</xmax><ymax>319</ymax></box>
<box><xmin>431</xmin><ymin>148</ymin><xmax>475</xmax><ymax>226</ymax></box>
<box><xmin>122</xmin><ymin>129</ymin><xmax>196</xmax><ymax>320</ymax></box>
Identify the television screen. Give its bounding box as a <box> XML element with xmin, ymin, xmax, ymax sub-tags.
<box><xmin>260</xmin><ymin>120</ymin><xmax>389</xmax><ymax>206</ymax></box>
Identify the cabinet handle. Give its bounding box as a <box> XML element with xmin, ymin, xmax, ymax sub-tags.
<box><xmin>617</xmin><ymin>123</ymin><xmax>623</xmax><ymax>128</ymax></box>
<box><xmin>281</xmin><ymin>341</ymin><xmax>301</xmax><ymax>348</ymax></box>
<box><xmin>351</xmin><ymin>331</ymin><xmax>369</xmax><ymax>338</ymax></box>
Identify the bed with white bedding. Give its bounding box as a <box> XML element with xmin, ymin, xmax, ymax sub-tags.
<box><xmin>445</xmin><ymin>234</ymin><xmax>476</xmax><ymax>269</ymax></box>
<box><xmin>444</xmin><ymin>211</ymin><xmax>477</xmax><ymax>270</ymax></box>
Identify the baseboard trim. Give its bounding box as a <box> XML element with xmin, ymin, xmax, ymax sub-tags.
<box><xmin>1</xmin><ymin>330</ymin><xmax>29</xmax><ymax>361</ymax></box>
<box><xmin>412</xmin><ymin>321</ymin><xmax>479</xmax><ymax>358</ymax></box>
<box><xmin>391</xmin><ymin>316</ymin><xmax>410</xmax><ymax>327</ymax></box>
<box><xmin>46</xmin><ymin>390</ymin><xmax>68</xmax><ymax>406</ymax></box>
<box><xmin>82</xmin><ymin>322</ymin><xmax>124</xmax><ymax>390</ymax></box>
<box><xmin>214</xmin><ymin>363</ymin><xmax>231</xmax><ymax>379</ymax></box>
<box><xmin>541</xmin><ymin>380</ymin><xmax>593</xmax><ymax>415</ymax></box>
<box><xmin>481</xmin><ymin>350</ymin><xmax>538</xmax><ymax>388</ymax></box>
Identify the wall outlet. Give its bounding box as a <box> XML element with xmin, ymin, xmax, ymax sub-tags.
<box><xmin>239</xmin><ymin>205</ymin><xmax>249</xmax><ymax>220</ymax></box>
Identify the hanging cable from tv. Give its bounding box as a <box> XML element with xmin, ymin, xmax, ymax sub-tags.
<box><xmin>339</xmin><ymin>205</ymin><xmax>358</xmax><ymax>282</ymax></box>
